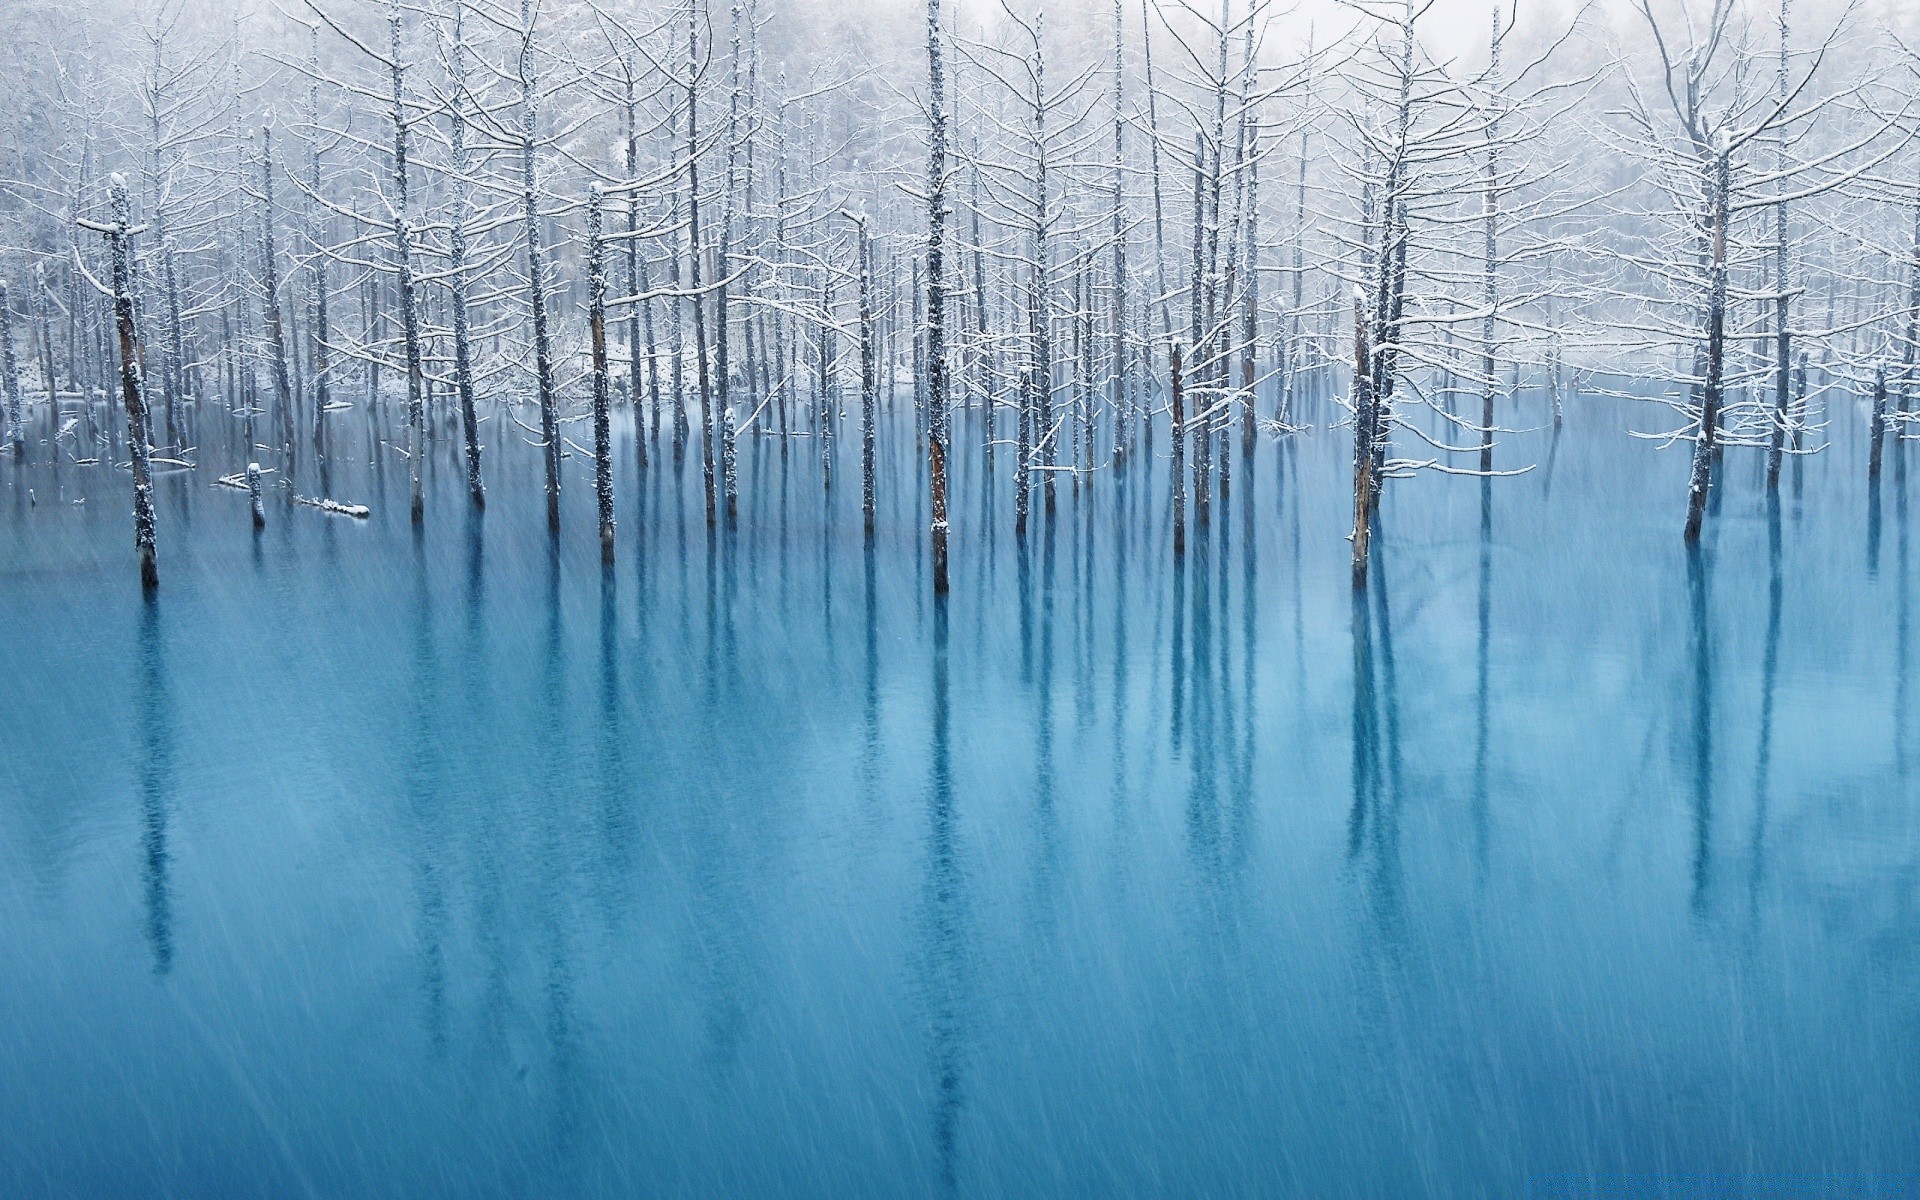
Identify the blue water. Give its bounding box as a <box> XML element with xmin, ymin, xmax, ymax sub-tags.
<box><xmin>2</xmin><ymin>389</ymin><xmax>1917</xmax><ymax>1197</ymax></box>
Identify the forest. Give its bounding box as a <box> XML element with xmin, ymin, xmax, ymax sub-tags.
<box><xmin>3</xmin><ymin>0</ymin><xmax>1914</xmax><ymax>585</ymax></box>
<box><xmin>7</xmin><ymin>2</ymin><xmax>1920</xmax><ymax>1195</ymax></box>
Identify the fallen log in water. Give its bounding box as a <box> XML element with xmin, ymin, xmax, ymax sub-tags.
<box><xmin>290</xmin><ymin>493</ymin><xmax>370</xmax><ymax>519</ymax></box>
<box><xmin>215</xmin><ymin>471</ymin><xmax>367</xmax><ymax>518</ymax></box>
<box><xmin>214</xmin><ymin>468</ymin><xmax>275</xmax><ymax>491</ymax></box>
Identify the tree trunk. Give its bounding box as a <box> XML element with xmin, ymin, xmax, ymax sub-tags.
<box><xmin>1171</xmin><ymin>341</ymin><xmax>1186</xmax><ymax>557</ymax></box>
<box><xmin>588</xmin><ymin>187</ymin><xmax>616</xmax><ymax>560</ymax></box>
<box><xmin>519</xmin><ymin>0</ymin><xmax>561</xmax><ymax>530</ymax></box>
<box><xmin>0</xmin><ymin>283</ymin><xmax>22</xmax><ymax>457</ymax></box>
<box><xmin>259</xmin><ymin>128</ymin><xmax>294</xmax><ymax>459</ymax></box>
<box><xmin>97</xmin><ymin>178</ymin><xmax>160</xmax><ymax>588</ymax></box>
<box><xmin>1351</xmin><ymin>289</ymin><xmax>1375</xmax><ymax>584</ymax></box>
<box><xmin>858</xmin><ymin>219</ymin><xmax>877</xmax><ymax>536</ymax></box>
<box><xmin>1684</xmin><ymin>142</ymin><xmax>1731</xmax><ymax>543</ymax></box>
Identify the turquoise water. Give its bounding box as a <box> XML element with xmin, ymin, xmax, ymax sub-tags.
<box><xmin>2</xmin><ymin>391</ymin><xmax>1917</xmax><ymax>1197</ymax></box>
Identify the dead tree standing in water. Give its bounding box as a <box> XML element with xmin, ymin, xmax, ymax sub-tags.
<box><xmin>852</xmin><ymin>211</ymin><xmax>877</xmax><ymax>537</ymax></box>
<box><xmin>926</xmin><ymin>0</ymin><xmax>952</xmax><ymax>593</ymax></box>
<box><xmin>588</xmin><ymin>186</ymin><xmax>616</xmax><ymax>560</ymax></box>
<box><xmin>1351</xmin><ymin>287</ymin><xmax>1375</xmax><ymax>584</ymax></box>
<box><xmin>1</xmin><ymin>282</ymin><xmax>23</xmax><ymax>457</ymax></box>
<box><xmin>257</xmin><ymin>124</ymin><xmax>294</xmax><ymax>459</ymax></box>
<box><xmin>516</xmin><ymin>0</ymin><xmax>562</xmax><ymax>530</ymax></box>
<box><xmin>1683</xmin><ymin>136</ymin><xmax>1729</xmax><ymax>544</ymax></box>
<box><xmin>81</xmin><ymin>175</ymin><xmax>160</xmax><ymax>589</ymax></box>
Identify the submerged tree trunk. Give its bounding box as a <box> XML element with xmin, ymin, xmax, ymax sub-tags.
<box><xmin>247</xmin><ymin>461</ymin><xmax>266</xmax><ymax>528</ymax></box>
<box><xmin>158</xmin><ymin>244</ymin><xmax>185</xmax><ymax>450</ymax></box>
<box><xmin>1171</xmin><ymin>341</ymin><xmax>1186</xmax><ymax>557</ymax></box>
<box><xmin>381</xmin><ymin>2</ymin><xmax>427</xmax><ymax>525</ymax></box>
<box><xmin>1767</xmin><ymin>0</ymin><xmax>1795</xmax><ymax>493</ymax></box>
<box><xmin>1</xmin><ymin>282</ymin><xmax>23</xmax><ymax>456</ymax></box>
<box><xmin>622</xmin><ymin>55</ymin><xmax>648</xmax><ymax>474</ymax></box>
<box><xmin>520</xmin><ymin>0</ymin><xmax>561</xmax><ymax>530</ymax></box>
<box><xmin>29</xmin><ymin>268</ymin><xmax>59</xmax><ymax>453</ymax></box>
<box><xmin>1480</xmin><ymin>3</ymin><xmax>1501</xmax><ymax>476</ymax></box>
<box><xmin>1870</xmin><ymin>364</ymin><xmax>1889</xmax><ymax>482</ymax></box>
<box><xmin>716</xmin><ymin>0</ymin><xmax>746</xmax><ymax>526</ymax></box>
<box><xmin>307</xmin><ymin>29</ymin><xmax>331</xmax><ymax>454</ymax></box>
<box><xmin>91</xmin><ymin>177</ymin><xmax>160</xmax><ymax>588</ymax></box>
<box><xmin>926</xmin><ymin>0</ymin><xmax>951</xmax><ymax>593</ymax></box>
<box><xmin>449</xmin><ymin>0</ymin><xmax>484</xmax><ymax>507</ymax></box>
<box><xmin>686</xmin><ymin>8</ymin><xmax>717</xmax><ymax>528</ymax></box>
<box><xmin>857</xmin><ymin>217</ymin><xmax>877</xmax><ymax>536</ymax></box>
<box><xmin>1016</xmin><ymin>279</ymin><xmax>1035</xmax><ymax>537</ymax></box>
<box><xmin>1110</xmin><ymin>0</ymin><xmax>1130</xmax><ymax>463</ymax></box>
<box><xmin>259</xmin><ymin>127</ymin><xmax>294</xmax><ymax>459</ymax></box>
<box><xmin>1684</xmin><ymin>141</ymin><xmax>1730</xmax><ymax>544</ymax></box>
<box><xmin>587</xmin><ymin>187</ymin><xmax>616</xmax><ymax>561</ymax></box>
<box><xmin>1351</xmin><ymin>289</ymin><xmax>1375</xmax><ymax>584</ymax></box>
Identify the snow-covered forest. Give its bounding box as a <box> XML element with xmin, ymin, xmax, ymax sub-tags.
<box><xmin>3</xmin><ymin>0</ymin><xmax>1918</xmax><ymax>584</ymax></box>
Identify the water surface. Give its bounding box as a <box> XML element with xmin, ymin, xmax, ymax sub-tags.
<box><xmin>2</xmin><ymin>389</ymin><xmax>1917</xmax><ymax>1197</ymax></box>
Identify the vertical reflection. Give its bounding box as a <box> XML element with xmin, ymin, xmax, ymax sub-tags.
<box><xmin>1031</xmin><ymin>518</ymin><xmax>1060</xmax><ymax>923</ymax></box>
<box><xmin>1371</xmin><ymin>538</ymin><xmax>1407</xmax><ymax>804</ymax></box>
<box><xmin>1348</xmin><ymin>571</ymin><xmax>1401</xmax><ymax>938</ymax></box>
<box><xmin>778</xmin><ymin>442</ymin><xmax>792</xmax><ymax>634</ymax></box>
<box><xmin>1214</xmin><ymin>483</ymin><xmax>1233</xmax><ymax>822</ymax></box>
<box><xmin>1170</xmin><ymin>540</ymin><xmax>1187</xmax><ymax>756</ymax></box>
<box><xmin>407</xmin><ymin>526</ymin><xmax>447</xmax><ymax>1046</ymax></box>
<box><xmin>1074</xmin><ymin>476</ymin><xmax>1095</xmax><ymax>738</ymax></box>
<box><xmin>706</xmin><ymin>523</ymin><xmax>722</xmax><ymax>709</ymax></box>
<box><xmin>595</xmin><ymin>563</ymin><xmax>633</xmax><ymax>925</ymax></box>
<box><xmin>918</xmin><ymin>594</ymin><xmax>968</xmax><ymax>1199</ymax></box>
<box><xmin>671</xmin><ymin>438</ymin><xmax>691</xmax><ymax>676</ymax></box>
<box><xmin>1186</xmin><ymin>533</ymin><xmax>1218</xmax><ymax>877</ymax></box>
<box><xmin>1288</xmin><ymin>440</ymin><xmax>1305</xmax><ymax>716</ymax></box>
<box><xmin>1540</xmin><ymin>417</ymin><xmax>1562</xmax><ymax>502</ymax></box>
<box><xmin>978</xmin><ymin>407</ymin><xmax>996</xmax><ymax>613</ymax></box>
<box><xmin>1868</xmin><ymin>459</ymin><xmax>1883</xmax><ymax>578</ymax></box>
<box><xmin>466</xmin><ymin>510</ymin><xmax>510</xmax><ymax>1059</ymax></box>
<box><xmin>539</xmin><ymin>539</ymin><xmax>579</xmax><ymax>1152</ymax></box>
<box><xmin>1473</xmin><ymin>475</ymin><xmax>1493</xmax><ymax>871</ymax></box>
<box><xmin>821</xmin><ymin>473</ymin><xmax>836</xmax><ymax>661</ymax></box>
<box><xmin>1751</xmin><ymin>490</ymin><xmax>1783</xmax><ymax>917</ymax></box>
<box><xmin>135</xmin><ymin>595</ymin><xmax>175</xmax><ymax>976</ymax></box>
<box><xmin>1018</xmin><ymin>532</ymin><xmax>1034</xmax><ymax>689</ymax></box>
<box><xmin>1110</xmin><ymin>463</ymin><xmax>1131</xmax><ymax>828</ymax></box>
<box><xmin>1686</xmin><ymin>542</ymin><xmax>1714</xmax><ymax>916</ymax></box>
<box><xmin>862</xmin><ymin>537</ymin><xmax>881</xmax><ymax>820</ymax></box>
<box><xmin>1228</xmin><ymin>458</ymin><xmax>1257</xmax><ymax>882</ymax></box>
<box><xmin>1896</xmin><ymin>449</ymin><xmax>1910</xmax><ymax>776</ymax></box>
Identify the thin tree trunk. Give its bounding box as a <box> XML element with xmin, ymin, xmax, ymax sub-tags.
<box><xmin>623</xmin><ymin>56</ymin><xmax>647</xmax><ymax>469</ymax></box>
<box><xmin>926</xmin><ymin>0</ymin><xmax>951</xmax><ymax>592</ymax></box>
<box><xmin>858</xmin><ymin>218</ymin><xmax>877</xmax><ymax>535</ymax></box>
<box><xmin>519</xmin><ymin>0</ymin><xmax>561</xmax><ymax>530</ymax></box>
<box><xmin>92</xmin><ymin>178</ymin><xmax>160</xmax><ymax>588</ymax></box>
<box><xmin>1171</xmin><ymin>340</ymin><xmax>1186</xmax><ymax>557</ymax></box>
<box><xmin>686</xmin><ymin>4</ymin><xmax>716</xmax><ymax>525</ymax></box>
<box><xmin>1351</xmin><ymin>288</ymin><xmax>1375</xmax><ymax>583</ymax></box>
<box><xmin>1870</xmin><ymin>364</ymin><xmax>1890</xmax><ymax>482</ymax></box>
<box><xmin>1767</xmin><ymin>0</ymin><xmax>1794</xmax><ymax>492</ymax></box>
<box><xmin>1684</xmin><ymin>141</ymin><xmax>1731</xmax><ymax>543</ymax></box>
<box><xmin>0</xmin><ymin>282</ymin><xmax>21</xmax><ymax>456</ymax></box>
<box><xmin>588</xmin><ymin>187</ymin><xmax>616</xmax><ymax>560</ymax></box>
<box><xmin>449</xmin><ymin>1</ymin><xmax>484</xmax><ymax>505</ymax></box>
<box><xmin>259</xmin><ymin>127</ymin><xmax>294</xmax><ymax>458</ymax></box>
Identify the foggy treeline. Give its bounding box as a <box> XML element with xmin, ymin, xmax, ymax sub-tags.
<box><xmin>3</xmin><ymin>0</ymin><xmax>1918</xmax><ymax>586</ymax></box>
